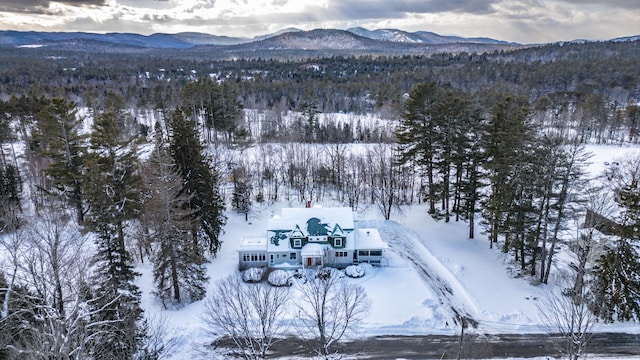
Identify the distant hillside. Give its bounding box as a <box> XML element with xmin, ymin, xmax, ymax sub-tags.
<box><xmin>172</xmin><ymin>32</ymin><xmax>248</xmax><ymax>46</ymax></box>
<box><xmin>251</xmin><ymin>27</ymin><xmax>303</xmax><ymax>42</ymax></box>
<box><xmin>238</xmin><ymin>29</ymin><xmax>385</xmax><ymax>50</ymax></box>
<box><xmin>347</xmin><ymin>27</ymin><xmax>517</xmax><ymax>45</ymax></box>
<box><xmin>0</xmin><ymin>30</ymin><xmax>194</xmax><ymax>48</ymax></box>
<box><xmin>0</xmin><ymin>27</ymin><xmax>515</xmax><ymax>50</ymax></box>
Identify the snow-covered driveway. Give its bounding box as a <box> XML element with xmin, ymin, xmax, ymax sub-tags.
<box><xmin>376</xmin><ymin>220</ymin><xmax>480</xmax><ymax>327</ymax></box>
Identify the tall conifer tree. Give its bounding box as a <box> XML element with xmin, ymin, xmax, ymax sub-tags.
<box><xmin>592</xmin><ymin>179</ymin><xmax>640</xmax><ymax>321</ymax></box>
<box><xmin>396</xmin><ymin>82</ymin><xmax>444</xmax><ymax>215</ymax></box>
<box><xmin>144</xmin><ymin>132</ymin><xmax>208</xmax><ymax>306</ymax></box>
<box><xmin>168</xmin><ymin>109</ymin><xmax>226</xmax><ymax>255</ymax></box>
<box><xmin>33</xmin><ymin>98</ymin><xmax>87</xmax><ymax>222</ymax></box>
<box><xmin>482</xmin><ymin>94</ymin><xmax>534</xmax><ymax>249</ymax></box>
<box><xmin>83</xmin><ymin>111</ymin><xmax>144</xmax><ymax>358</ymax></box>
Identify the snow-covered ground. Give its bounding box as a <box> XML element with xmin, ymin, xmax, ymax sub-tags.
<box><xmin>2</xmin><ymin>119</ymin><xmax>637</xmax><ymax>359</ymax></box>
<box><xmin>141</xmin><ymin>206</ymin><xmax>639</xmax><ymax>358</ymax></box>
<box><xmin>134</xmin><ymin>143</ymin><xmax>640</xmax><ymax>359</ymax></box>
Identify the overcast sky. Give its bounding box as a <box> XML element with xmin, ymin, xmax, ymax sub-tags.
<box><xmin>0</xmin><ymin>0</ymin><xmax>638</xmax><ymax>44</ymax></box>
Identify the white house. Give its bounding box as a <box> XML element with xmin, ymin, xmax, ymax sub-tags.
<box><xmin>238</xmin><ymin>206</ymin><xmax>387</xmax><ymax>270</ymax></box>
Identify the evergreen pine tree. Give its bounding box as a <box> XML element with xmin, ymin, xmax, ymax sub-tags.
<box><xmin>33</xmin><ymin>98</ymin><xmax>87</xmax><ymax>222</ymax></box>
<box><xmin>454</xmin><ymin>101</ymin><xmax>486</xmax><ymax>239</ymax></box>
<box><xmin>482</xmin><ymin>94</ymin><xmax>534</xmax><ymax>249</ymax></box>
<box><xmin>396</xmin><ymin>82</ymin><xmax>444</xmax><ymax>215</ymax></box>
<box><xmin>144</xmin><ymin>132</ymin><xmax>208</xmax><ymax>306</ymax></box>
<box><xmin>0</xmin><ymin>163</ymin><xmax>22</xmax><ymax>230</ymax></box>
<box><xmin>592</xmin><ymin>238</ymin><xmax>640</xmax><ymax>322</ymax></box>
<box><xmin>168</xmin><ymin>109</ymin><xmax>227</xmax><ymax>255</ymax></box>
<box><xmin>592</xmin><ymin>180</ymin><xmax>640</xmax><ymax>321</ymax></box>
<box><xmin>231</xmin><ymin>164</ymin><xmax>251</xmax><ymax>221</ymax></box>
<box><xmin>83</xmin><ymin>110</ymin><xmax>144</xmax><ymax>359</ymax></box>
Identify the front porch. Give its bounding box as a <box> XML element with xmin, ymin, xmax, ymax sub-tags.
<box><xmin>301</xmin><ymin>243</ymin><xmax>326</xmax><ymax>268</ymax></box>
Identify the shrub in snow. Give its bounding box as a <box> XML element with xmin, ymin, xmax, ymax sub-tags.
<box><xmin>315</xmin><ymin>267</ymin><xmax>343</xmax><ymax>280</ymax></box>
<box><xmin>292</xmin><ymin>269</ymin><xmax>307</xmax><ymax>284</ymax></box>
<box><xmin>242</xmin><ymin>267</ymin><xmax>265</xmax><ymax>283</ymax></box>
<box><xmin>268</xmin><ymin>270</ymin><xmax>292</xmax><ymax>287</ymax></box>
<box><xmin>316</xmin><ymin>267</ymin><xmax>333</xmax><ymax>280</ymax></box>
<box><xmin>345</xmin><ymin>265</ymin><xmax>365</xmax><ymax>278</ymax></box>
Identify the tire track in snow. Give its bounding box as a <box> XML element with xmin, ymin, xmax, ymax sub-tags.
<box><xmin>377</xmin><ymin>220</ymin><xmax>480</xmax><ymax>327</ymax></box>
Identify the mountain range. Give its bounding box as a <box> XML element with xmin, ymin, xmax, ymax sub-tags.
<box><xmin>3</xmin><ymin>28</ymin><xmax>637</xmax><ymax>58</ymax></box>
<box><xmin>0</xmin><ymin>27</ymin><xmax>515</xmax><ymax>49</ymax></box>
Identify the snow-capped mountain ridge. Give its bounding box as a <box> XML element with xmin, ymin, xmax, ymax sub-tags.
<box><xmin>0</xmin><ymin>27</ymin><xmax>518</xmax><ymax>48</ymax></box>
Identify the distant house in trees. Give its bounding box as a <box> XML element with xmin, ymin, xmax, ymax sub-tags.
<box><xmin>584</xmin><ymin>209</ymin><xmax>620</xmax><ymax>235</ymax></box>
<box><xmin>238</xmin><ymin>206</ymin><xmax>387</xmax><ymax>270</ymax></box>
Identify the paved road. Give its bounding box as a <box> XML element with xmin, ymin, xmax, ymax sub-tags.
<box><xmin>266</xmin><ymin>333</ymin><xmax>640</xmax><ymax>359</ymax></box>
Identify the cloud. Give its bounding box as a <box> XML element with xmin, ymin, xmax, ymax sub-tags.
<box><xmin>58</xmin><ymin>0</ymin><xmax>106</xmax><ymax>4</ymax></box>
<box><xmin>328</xmin><ymin>0</ymin><xmax>498</xmax><ymax>20</ymax></box>
<box><xmin>0</xmin><ymin>0</ymin><xmax>106</xmax><ymax>14</ymax></box>
<box><xmin>0</xmin><ymin>0</ymin><xmax>637</xmax><ymax>44</ymax></box>
<box><xmin>558</xmin><ymin>0</ymin><xmax>639</xmax><ymax>9</ymax></box>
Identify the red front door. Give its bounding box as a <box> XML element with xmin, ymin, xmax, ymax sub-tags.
<box><xmin>307</xmin><ymin>257</ymin><xmax>313</xmax><ymax>266</ymax></box>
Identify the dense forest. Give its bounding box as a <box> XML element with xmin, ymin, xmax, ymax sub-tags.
<box><xmin>1</xmin><ymin>39</ymin><xmax>640</xmax><ymax>358</ymax></box>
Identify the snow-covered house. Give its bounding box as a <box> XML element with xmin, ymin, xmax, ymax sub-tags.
<box><xmin>238</xmin><ymin>206</ymin><xmax>386</xmax><ymax>270</ymax></box>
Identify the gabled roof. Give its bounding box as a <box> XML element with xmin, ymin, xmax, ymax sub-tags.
<box><xmin>290</xmin><ymin>224</ymin><xmax>305</xmax><ymax>238</ymax></box>
<box><xmin>301</xmin><ymin>243</ymin><xmax>326</xmax><ymax>257</ymax></box>
<box><xmin>268</xmin><ymin>207</ymin><xmax>355</xmax><ymax>233</ymax></box>
<box><xmin>266</xmin><ymin>206</ymin><xmax>358</xmax><ymax>252</ymax></box>
<box><xmin>330</xmin><ymin>224</ymin><xmax>346</xmax><ymax>237</ymax></box>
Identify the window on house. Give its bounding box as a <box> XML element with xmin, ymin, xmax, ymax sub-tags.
<box><xmin>244</xmin><ymin>253</ymin><xmax>266</xmax><ymax>262</ymax></box>
<box><xmin>370</xmin><ymin>250</ymin><xmax>383</xmax><ymax>256</ymax></box>
<box><xmin>290</xmin><ymin>252</ymin><xmax>297</xmax><ymax>260</ymax></box>
<box><xmin>293</xmin><ymin>239</ymin><xmax>302</xmax><ymax>248</ymax></box>
<box><xmin>335</xmin><ymin>251</ymin><xmax>347</xmax><ymax>257</ymax></box>
<box><xmin>358</xmin><ymin>250</ymin><xmax>369</xmax><ymax>256</ymax></box>
<box><xmin>334</xmin><ymin>238</ymin><xmax>343</xmax><ymax>247</ymax></box>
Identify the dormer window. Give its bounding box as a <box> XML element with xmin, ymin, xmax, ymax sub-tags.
<box><xmin>293</xmin><ymin>238</ymin><xmax>302</xmax><ymax>248</ymax></box>
<box><xmin>334</xmin><ymin>238</ymin><xmax>343</xmax><ymax>247</ymax></box>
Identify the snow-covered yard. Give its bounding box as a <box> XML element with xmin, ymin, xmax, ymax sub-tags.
<box><xmin>134</xmin><ymin>143</ymin><xmax>640</xmax><ymax>359</ymax></box>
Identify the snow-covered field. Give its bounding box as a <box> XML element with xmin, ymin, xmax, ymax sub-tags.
<box><xmin>135</xmin><ymin>144</ymin><xmax>640</xmax><ymax>359</ymax></box>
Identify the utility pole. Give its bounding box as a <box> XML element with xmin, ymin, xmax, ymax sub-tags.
<box><xmin>457</xmin><ymin>316</ymin><xmax>468</xmax><ymax>360</ymax></box>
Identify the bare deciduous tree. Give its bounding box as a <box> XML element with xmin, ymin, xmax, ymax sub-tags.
<box><xmin>24</xmin><ymin>210</ymin><xmax>88</xmax><ymax>316</ymax></box>
<box><xmin>367</xmin><ymin>144</ymin><xmax>402</xmax><ymax>220</ymax></box>
<box><xmin>202</xmin><ymin>274</ymin><xmax>291</xmax><ymax>359</ymax></box>
<box><xmin>295</xmin><ymin>269</ymin><xmax>370</xmax><ymax>358</ymax></box>
<box><xmin>138</xmin><ymin>312</ymin><xmax>181</xmax><ymax>360</ymax></box>
<box><xmin>538</xmin><ymin>273</ymin><xmax>597</xmax><ymax>360</ymax></box>
<box><xmin>0</xmin><ymin>223</ymin><xmax>26</xmax><ymax>321</ymax></box>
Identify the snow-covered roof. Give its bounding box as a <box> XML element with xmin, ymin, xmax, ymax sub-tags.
<box><xmin>237</xmin><ymin>236</ymin><xmax>268</xmax><ymax>252</ymax></box>
<box><xmin>267</xmin><ymin>231</ymin><xmax>291</xmax><ymax>252</ymax></box>
<box><xmin>301</xmin><ymin>243</ymin><xmax>326</xmax><ymax>257</ymax></box>
<box><xmin>330</xmin><ymin>224</ymin><xmax>346</xmax><ymax>237</ymax></box>
<box><xmin>268</xmin><ymin>207</ymin><xmax>355</xmax><ymax>232</ymax></box>
<box><xmin>355</xmin><ymin>228</ymin><xmax>387</xmax><ymax>249</ymax></box>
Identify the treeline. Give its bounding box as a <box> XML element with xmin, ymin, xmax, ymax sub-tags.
<box><xmin>1</xmin><ymin>39</ymin><xmax>639</xmax><ymax>122</ymax></box>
